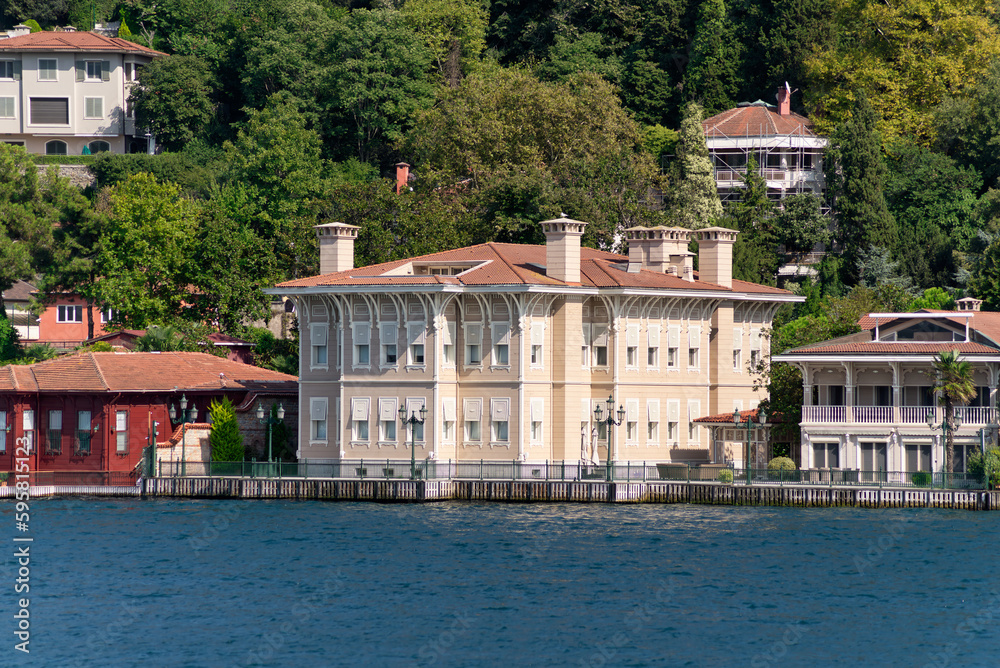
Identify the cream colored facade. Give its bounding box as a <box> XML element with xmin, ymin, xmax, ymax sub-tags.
<box><xmin>272</xmin><ymin>220</ymin><xmax>802</xmax><ymax>465</ymax></box>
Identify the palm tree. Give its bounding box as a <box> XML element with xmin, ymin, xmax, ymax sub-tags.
<box><xmin>933</xmin><ymin>350</ymin><xmax>977</xmax><ymax>474</ymax></box>
<box><xmin>135</xmin><ymin>325</ymin><xmax>183</xmax><ymax>352</ymax></box>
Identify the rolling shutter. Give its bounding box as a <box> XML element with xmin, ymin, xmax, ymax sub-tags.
<box><xmin>30</xmin><ymin>98</ymin><xmax>68</xmax><ymax>124</ymax></box>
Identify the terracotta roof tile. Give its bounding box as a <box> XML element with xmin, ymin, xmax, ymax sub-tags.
<box><xmin>1</xmin><ymin>280</ymin><xmax>36</xmax><ymax>303</ymax></box>
<box><xmin>0</xmin><ymin>31</ymin><xmax>166</xmax><ymax>55</ymax></box>
<box><xmin>694</xmin><ymin>408</ymin><xmax>783</xmax><ymax>424</ymax></box>
<box><xmin>788</xmin><ymin>341</ymin><xmax>998</xmax><ymax>355</ymax></box>
<box><xmin>702</xmin><ymin>104</ymin><xmax>818</xmax><ymax>139</ymax></box>
<box><xmin>277</xmin><ymin>242</ymin><xmax>795</xmax><ymax>296</ymax></box>
<box><xmin>0</xmin><ymin>352</ymin><xmax>297</xmax><ymax>393</ymax></box>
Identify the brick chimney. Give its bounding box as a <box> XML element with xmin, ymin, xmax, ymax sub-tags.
<box><xmin>956</xmin><ymin>297</ymin><xmax>982</xmax><ymax>312</ymax></box>
<box><xmin>395</xmin><ymin>162</ymin><xmax>410</xmax><ymax>195</ymax></box>
<box><xmin>315</xmin><ymin>222</ymin><xmax>360</xmax><ymax>275</ymax></box>
<box><xmin>776</xmin><ymin>82</ymin><xmax>791</xmax><ymax>116</ymax></box>
<box><xmin>10</xmin><ymin>24</ymin><xmax>31</xmax><ymax>36</ymax></box>
<box><xmin>695</xmin><ymin>227</ymin><xmax>739</xmax><ymax>288</ymax></box>
<box><xmin>540</xmin><ymin>217</ymin><xmax>587</xmax><ymax>284</ymax></box>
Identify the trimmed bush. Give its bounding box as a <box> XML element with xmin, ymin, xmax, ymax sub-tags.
<box><xmin>912</xmin><ymin>471</ymin><xmax>931</xmax><ymax>486</ymax></box>
<box><xmin>767</xmin><ymin>456</ymin><xmax>797</xmax><ymax>472</ymax></box>
<box><xmin>717</xmin><ymin>469</ymin><xmax>734</xmax><ymax>484</ymax></box>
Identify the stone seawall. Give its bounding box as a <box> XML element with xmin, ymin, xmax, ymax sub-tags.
<box><xmin>135</xmin><ymin>477</ymin><xmax>1000</xmax><ymax>510</ymax></box>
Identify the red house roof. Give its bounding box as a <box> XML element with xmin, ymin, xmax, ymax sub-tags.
<box><xmin>702</xmin><ymin>103</ymin><xmax>818</xmax><ymax>139</ymax></box>
<box><xmin>0</xmin><ymin>30</ymin><xmax>166</xmax><ymax>56</ymax></box>
<box><xmin>277</xmin><ymin>242</ymin><xmax>793</xmax><ymax>296</ymax></box>
<box><xmin>0</xmin><ymin>352</ymin><xmax>296</xmax><ymax>393</ymax></box>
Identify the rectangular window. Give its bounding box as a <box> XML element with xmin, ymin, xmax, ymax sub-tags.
<box><xmin>667</xmin><ymin>347</ymin><xmax>678</xmax><ymax>368</ymax></box>
<box><xmin>592</xmin><ymin>324</ymin><xmax>609</xmax><ymax>366</ymax></box>
<box><xmin>84</xmin><ymin>97</ymin><xmax>103</xmax><ymax>119</ymax></box>
<box><xmin>582</xmin><ymin>323</ymin><xmax>590</xmax><ymax>368</ymax></box>
<box><xmin>381</xmin><ymin>420</ymin><xmax>396</xmax><ymax>442</ymax></box>
<box><xmin>442</xmin><ymin>322</ymin><xmax>456</xmax><ymax>366</ymax></box>
<box><xmin>0</xmin><ymin>97</ymin><xmax>14</xmax><ymax>118</ymax></box>
<box><xmin>310</xmin><ymin>398</ymin><xmax>328</xmax><ymax>441</ymax></box>
<box><xmin>530</xmin><ymin>322</ymin><xmax>544</xmax><ymax>368</ymax></box>
<box><xmin>492</xmin><ymin>323</ymin><xmax>510</xmax><ymax>366</ymax></box>
<box><xmin>667</xmin><ymin>421</ymin><xmax>678</xmax><ymax>441</ymax></box>
<box><xmin>464</xmin><ymin>398</ymin><xmax>482</xmax><ymax>441</ymax></box>
<box><xmin>407</xmin><ymin>323</ymin><xmax>426</xmax><ymax>366</ymax></box>
<box><xmin>410</xmin><ymin>343</ymin><xmax>425</xmax><ymax>365</ymax></box>
<box><xmin>46</xmin><ymin>409</ymin><xmax>62</xmax><ymax>454</ymax></box>
<box><xmin>116</xmin><ymin>410</ymin><xmax>128</xmax><ymax>454</ymax></box>
<box><xmin>22</xmin><ymin>410</ymin><xmax>34</xmax><ymax>454</ymax></box>
<box><xmin>383</xmin><ymin>344</ymin><xmax>397</xmax><ymax>364</ymax></box>
<box><xmin>351</xmin><ymin>397</ymin><xmax>370</xmax><ymax>442</ymax></box>
<box><xmin>626</xmin><ymin>346</ymin><xmax>637</xmax><ymax>367</ymax></box>
<box><xmin>38</xmin><ymin>59</ymin><xmax>57</xmax><ymax>81</ymax></box>
<box><xmin>689</xmin><ymin>348</ymin><xmax>699</xmax><ymax>367</ymax></box>
<box><xmin>813</xmin><ymin>442</ymin><xmax>839</xmax><ymax>468</ymax></box>
<box><xmin>597</xmin><ymin>421</ymin><xmax>608</xmax><ymax>441</ymax></box>
<box><xmin>687</xmin><ymin>400</ymin><xmax>702</xmax><ymax>444</ymax></box>
<box><xmin>646</xmin><ymin>325</ymin><xmax>660</xmax><ymax>369</ymax></box>
<box><xmin>310</xmin><ymin>323</ymin><xmax>328</xmax><ymax>368</ymax></box>
<box><xmin>647</xmin><ymin>347</ymin><xmax>658</xmax><ymax>367</ymax></box>
<box><xmin>380</xmin><ymin>323</ymin><xmax>397</xmax><ymax>366</ymax></box>
<box><xmin>57</xmin><ymin>304</ymin><xmax>83</xmax><ymax>322</ymax></box>
<box><xmin>625</xmin><ymin>325</ymin><xmax>639</xmax><ymax>368</ymax></box>
<box><xmin>410</xmin><ymin>420</ymin><xmax>424</xmax><ymax>442</ymax></box>
<box><xmin>733</xmin><ymin>349</ymin><xmax>741</xmax><ymax>372</ymax></box>
<box><xmin>530</xmin><ymin>398</ymin><xmax>544</xmax><ymax>444</ymax></box>
<box><xmin>442</xmin><ymin>420</ymin><xmax>454</xmax><ymax>441</ymax></box>
<box><xmin>647</xmin><ymin>421</ymin><xmax>658</xmax><ymax>441</ymax></box>
<box><xmin>687</xmin><ymin>325</ymin><xmax>701</xmax><ymax>369</ymax></box>
<box><xmin>101</xmin><ymin>309</ymin><xmax>115</xmax><ymax>324</ymax></box>
<box><xmin>124</xmin><ymin>62</ymin><xmax>136</xmax><ymax>81</ymax></box>
<box><xmin>85</xmin><ymin>60</ymin><xmax>103</xmax><ymax>80</ymax></box>
<box><xmin>0</xmin><ymin>411</ymin><xmax>5</xmax><ymax>453</ymax></box>
<box><xmin>76</xmin><ymin>410</ymin><xmax>92</xmax><ymax>454</ymax></box>
<box><xmin>667</xmin><ymin>325</ymin><xmax>680</xmax><ymax>369</ymax></box>
<box><xmin>531</xmin><ymin>421</ymin><xmax>542</xmax><ymax>441</ymax></box>
<box><xmin>626</xmin><ymin>421</ymin><xmax>637</xmax><ymax>442</ymax></box>
<box><xmin>905</xmin><ymin>443</ymin><xmax>931</xmax><ymax>472</ymax></box>
<box><xmin>0</xmin><ymin>61</ymin><xmax>13</xmax><ymax>79</ymax></box>
<box><xmin>31</xmin><ymin>97</ymin><xmax>69</xmax><ymax>125</ymax></box>
<box><xmin>377</xmin><ymin>397</ymin><xmax>397</xmax><ymax>442</ymax></box>
<box><xmin>465</xmin><ymin>324</ymin><xmax>482</xmax><ymax>365</ymax></box>
<box><xmin>647</xmin><ymin>400</ymin><xmax>660</xmax><ymax>444</ymax></box>
<box><xmin>442</xmin><ymin>398</ymin><xmax>456</xmax><ymax>442</ymax></box>
<box><xmin>625</xmin><ymin>400</ymin><xmax>639</xmax><ymax>444</ymax></box>
<box><xmin>491</xmin><ymin>398</ymin><xmax>510</xmax><ymax>442</ymax></box>
<box><xmin>733</xmin><ymin>327</ymin><xmax>744</xmax><ymax>372</ymax></box>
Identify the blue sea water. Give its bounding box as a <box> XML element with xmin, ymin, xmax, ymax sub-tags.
<box><xmin>2</xmin><ymin>498</ymin><xmax>999</xmax><ymax>667</ymax></box>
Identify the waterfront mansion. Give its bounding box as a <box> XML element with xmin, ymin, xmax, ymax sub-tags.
<box><xmin>774</xmin><ymin>301</ymin><xmax>1000</xmax><ymax>474</ymax></box>
<box><xmin>270</xmin><ymin>219</ymin><xmax>802</xmax><ymax>465</ymax></box>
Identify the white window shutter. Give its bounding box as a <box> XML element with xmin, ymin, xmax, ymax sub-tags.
<box><xmin>668</xmin><ymin>400</ymin><xmax>680</xmax><ymax>422</ymax></box>
<box><xmin>668</xmin><ymin>325</ymin><xmax>680</xmax><ymax>347</ymax></box>
<box><xmin>310</xmin><ymin>398</ymin><xmax>327</xmax><ymax>421</ymax></box>
<box><xmin>581</xmin><ymin>398</ymin><xmax>591</xmax><ymax>421</ymax></box>
<box><xmin>408</xmin><ymin>323</ymin><xmax>425</xmax><ymax>345</ymax></box>
<box><xmin>464</xmin><ymin>398</ymin><xmax>482</xmax><ymax>421</ymax></box>
<box><xmin>378</xmin><ymin>398</ymin><xmax>397</xmax><ymax>422</ymax></box>
<box><xmin>626</xmin><ymin>325</ymin><xmax>639</xmax><ymax>347</ymax></box>
<box><xmin>531</xmin><ymin>398</ymin><xmax>544</xmax><ymax>422</ymax></box>
<box><xmin>381</xmin><ymin>323</ymin><xmax>397</xmax><ymax>344</ymax></box>
<box><xmin>493</xmin><ymin>323</ymin><xmax>510</xmax><ymax>345</ymax></box>
<box><xmin>626</xmin><ymin>399</ymin><xmax>639</xmax><ymax>422</ymax></box>
<box><xmin>442</xmin><ymin>398</ymin><xmax>457</xmax><ymax>422</ymax></box>
<box><xmin>750</xmin><ymin>327</ymin><xmax>761</xmax><ymax>351</ymax></box>
<box><xmin>593</xmin><ymin>325</ymin><xmax>608</xmax><ymax>346</ymax></box>
<box><xmin>733</xmin><ymin>328</ymin><xmax>743</xmax><ymax>351</ymax></box>
<box><xmin>311</xmin><ymin>323</ymin><xmax>328</xmax><ymax>346</ymax></box>
<box><xmin>688</xmin><ymin>325</ymin><xmax>701</xmax><ymax>348</ymax></box>
<box><xmin>351</xmin><ymin>397</ymin><xmax>370</xmax><ymax>421</ymax></box>
<box><xmin>491</xmin><ymin>398</ymin><xmax>510</xmax><ymax>422</ymax></box>
<box><xmin>442</xmin><ymin>322</ymin><xmax>456</xmax><ymax>346</ymax></box>
<box><xmin>688</xmin><ymin>400</ymin><xmax>701</xmax><ymax>422</ymax></box>
<box><xmin>406</xmin><ymin>397</ymin><xmax>425</xmax><ymax>417</ymax></box>
<box><xmin>355</xmin><ymin>323</ymin><xmax>371</xmax><ymax>344</ymax></box>
<box><xmin>647</xmin><ymin>325</ymin><xmax>660</xmax><ymax>347</ymax></box>
<box><xmin>531</xmin><ymin>322</ymin><xmax>544</xmax><ymax>345</ymax></box>
<box><xmin>582</xmin><ymin>323</ymin><xmax>591</xmax><ymax>347</ymax></box>
<box><xmin>23</xmin><ymin>410</ymin><xmax>34</xmax><ymax>430</ymax></box>
<box><xmin>647</xmin><ymin>400</ymin><xmax>660</xmax><ymax>422</ymax></box>
<box><xmin>466</xmin><ymin>324</ymin><xmax>482</xmax><ymax>346</ymax></box>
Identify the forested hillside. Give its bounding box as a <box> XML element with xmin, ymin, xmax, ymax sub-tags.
<box><xmin>3</xmin><ymin>1</ymin><xmax>1000</xmax><ymax>383</ymax></box>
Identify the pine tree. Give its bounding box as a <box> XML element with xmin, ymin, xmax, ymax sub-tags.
<box><xmin>209</xmin><ymin>397</ymin><xmax>245</xmax><ymax>462</ymax></box>
<box><xmin>827</xmin><ymin>94</ymin><xmax>897</xmax><ymax>283</ymax></box>
<box><xmin>727</xmin><ymin>157</ymin><xmax>778</xmax><ymax>285</ymax></box>
<box><xmin>685</xmin><ymin>0</ymin><xmax>740</xmax><ymax>115</ymax></box>
<box><xmin>672</xmin><ymin>102</ymin><xmax>723</xmax><ymax>229</ymax></box>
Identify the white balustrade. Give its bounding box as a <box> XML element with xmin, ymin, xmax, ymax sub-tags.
<box><xmin>851</xmin><ymin>406</ymin><xmax>893</xmax><ymax>424</ymax></box>
<box><xmin>901</xmin><ymin>406</ymin><xmax>933</xmax><ymax>424</ymax></box>
<box><xmin>954</xmin><ymin>406</ymin><xmax>997</xmax><ymax>425</ymax></box>
<box><xmin>802</xmin><ymin>406</ymin><xmax>846</xmax><ymax>423</ymax></box>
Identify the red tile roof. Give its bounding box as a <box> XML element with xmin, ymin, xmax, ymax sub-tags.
<box><xmin>786</xmin><ymin>341</ymin><xmax>998</xmax><ymax>355</ymax></box>
<box><xmin>694</xmin><ymin>408</ymin><xmax>783</xmax><ymax>424</ymax></box>
<box><xmin>0</xmin><ymin>352</ymin><xmax>296</xmax><ymax>393</ymax></box>
<box><xmin>703</xmin><ymin>104</ymin><xmax>818</xmax><ymax>139</ymax></box>
<box><xmin>277</xmin><ymin>242</ymin><xmax>794</xmax><ymax>296</ymax></box>
<box><xmin>0</xmin><ymin>31</ymin><xmax>166</xmax><ymax>56</ymax></box>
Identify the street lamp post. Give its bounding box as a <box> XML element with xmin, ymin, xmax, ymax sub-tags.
<box><xmin>733</xmin><ymin>408</ymin><xmax>765</xmax><ymax>485</ymax></box>
<box><xmin>594</xmin><ymin>394</ymin><xmax>625</xmax><ymax>481</ymax></box>
<box><xmin>927</xmin><ymin>409</ymin><xmax>961</xmax><ymax>487</ymax></box>
<box><xmin>169</xmin><ymin>394</ymin><xmax>199</xmax><ymax>424</ymax></box>
<box><xmin>256</xmin><ymin>402</ymin><xmax>286</xmax><ymax>475</ymax></box>
<box><xmin>398</xmin><ymin>403</ymin><xmax>428</xmax><ymax>481</ymax></box>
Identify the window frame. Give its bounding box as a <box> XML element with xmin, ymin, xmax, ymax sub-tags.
<box><xmin>0</xmin><ymin>96</ymin><xmax>15</xmax><ymax>119</ymax></box>
<box><xmin>37</xmin><ymin>58</ymin><xmax>57</xmax><ymax>81</ymax></box>
<box><xmin>84</xmin><ymin>96</ymin><xmax>103</xmax><ymax>119</ymax></box>
<box><xmin>46</xmin><ymin>409</ymin><xmax>62</xmax><ymax>455</ymax></box>
<box><xmin>57</xmin><ymin>304</ymin><xmax>83</xmax><ymax>323</ymax></box>
<box><xmin>115</xmin><ymin>410</ymin><xmax>128</xmax><ymax>454</ymax></box>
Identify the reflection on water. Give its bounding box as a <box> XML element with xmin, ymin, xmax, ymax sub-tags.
<box><xmin>6</xmin><ymin>499</ymin><xmax>998</xmax><ymax>666</ymax></box>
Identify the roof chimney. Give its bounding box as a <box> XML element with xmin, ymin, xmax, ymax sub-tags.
<box><xmin>395</xmin><ymin>162</ymin><xmax>410</xmax><ymax>195</ymax></box>
<box><xmin>776</xmin><ymin>82</ymin><xmax>792</xmax><ymax>116</ymax></box>
<box><xmin>695</xmin><ymin>227</ymin><xmax>739</xmax><ymax>288</ymax></box>
<box><xmin>11</xmin><ymin>25</ymin><xmax>31</xmax><ymax>36</ymax></box>
<box><xmin>63</xmin><ymin>25</ymin><xmax>77</xmax><ymax>32</ymax></box>
<box><xmin>956</xmin><ymin>297</ymin><xmax>982</xmax><ymax>312</ymax></box>
<box><xmin>540</xmin><ymin>217</ymin><xmax>587</xmax><ymax>284</ymax></box>
<box><xmin>625</xmin><ymin>226</ymin><xmax>694</xmax><ymax>279</ymax></box>
<box><xmin>315</xmin><ymin>222</ymin><xmax>360</xmax><ymax>275</ymax></box>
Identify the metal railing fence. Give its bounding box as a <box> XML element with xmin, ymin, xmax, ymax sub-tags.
<box><xmin>152</xmin><ymin>460</ymin><xmax>989</xmax><ymax>490</ymax></box>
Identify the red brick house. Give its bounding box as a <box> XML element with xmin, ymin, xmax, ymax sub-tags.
<box><xmin>0</xmin><ymin>352</ymin><xmax>297</xmax><ymax>483</ymax></box>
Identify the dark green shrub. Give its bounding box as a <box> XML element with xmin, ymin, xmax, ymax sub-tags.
<box><xmin>717</xmin><ymin>469</ymin><xmax>734</xmax><ymax>484</ymax></box>
<box><xmin>912</xmin><ymin>471</ymin><xmax>931</xmax><ymax>486</ymax></box>
<box><xmin>767</xmin><ymin>456</ymin><xmax>797</xmax><ymax>472</ymax></box>
<box><xmin>209</xmin><ymin>397</ymin><xmax>244</xmax><ymax>462</ymax></box>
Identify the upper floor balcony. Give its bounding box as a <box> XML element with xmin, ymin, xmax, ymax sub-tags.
<box><xmin>802</xmin><ymin>405</ymin><xmax>997</xmax><ymax>426</ymax></box>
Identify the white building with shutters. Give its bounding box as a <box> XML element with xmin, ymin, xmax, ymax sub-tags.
<box><xmin>270</xmin><ymin>220</ymin><xmax>801</xmax><ymax>466</ymax></box>
<box><xmin>0</xmin><ymin>27</ymin><xmax>164</xmax><ymax>155</ymax></box>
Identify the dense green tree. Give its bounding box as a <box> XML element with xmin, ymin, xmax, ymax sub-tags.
<box><xmin>3</xmin><ymin>0</ymin><xmax>68</xmax><ymax>26</ymax></box>
<box><xmin>209</xmin><ymin>396</ymin><xmax>244</xmax><ymax>462</ymax></box>
<box><xmin>773</xmin><ymin>192</ymin><xmax>829</xmax><ymax>257</ymax></box>
<box><xmin>685</xmin><ymin>0</ymin><xmax>740</xmax><ymax>114</ymax></box>
<box><xmin>805</xmin><ymin>0</ymin><xmax>1000</xmax><ymax>142</ymax></box>
<box><xmin>934</xmin><ymin>60</ymin><xmax>1000</xmax><ymax>192</ymax></box>
<box><xmin>911</xmin><ymin>287</ymin><xmax>955</xmax><ymax>311</ymax></box>
<box><xmin>323</xmin><ymin>8</ymin><xmax>436</xmax><ymax>163</ymax></box>
<box><xmin>826</xmin><ymin>95</ymin><xmax>896</xmax><ymax>281</ymax></box>
<box><xmin>94</xmin><ymin>173</ymin><xmax>198</xmax><ymax>328</ymax></box>
<box><xmin>746</xmin><ymin>0</ymin><xmax>835</xmax><ymax>103</ymax></box>
<box><xmin>130</xmin><ymin>55</ymin><xmax>216</xmax><ymax>150</ymax></box>
<box><xmin>726</xmin><ymin>157</ymin><xmax>778</xmax><ymax>285</ymax></box>
<box><xmin>670</xmin><ymin>101</ymin><xmax>723</xmax><ymax>229</ymax></box>
<box><xmin>536</xmin><ymin>32</ymin><xmax>623</xmax><ymax>85</ymax></box>
<box><xmin>401</xmin><ymin>0</ymin><xmax>488</xmax><ymax>86</ymax></box>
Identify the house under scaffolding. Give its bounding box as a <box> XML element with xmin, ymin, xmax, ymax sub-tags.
<box><xmin>702</xmin><ymin>87</ymin><xmax>828</xmax><ymax>208</ymax></box>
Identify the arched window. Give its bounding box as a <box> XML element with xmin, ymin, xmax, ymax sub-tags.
<box><xmin>45</xmin><ymin>140</ymin><xmax>67</xmax><ymax>155</ymax></box>
<box><xmin>88</xmin><ymin>141</ymin><xmax>110</xmax><ymax>154</ymax></box>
